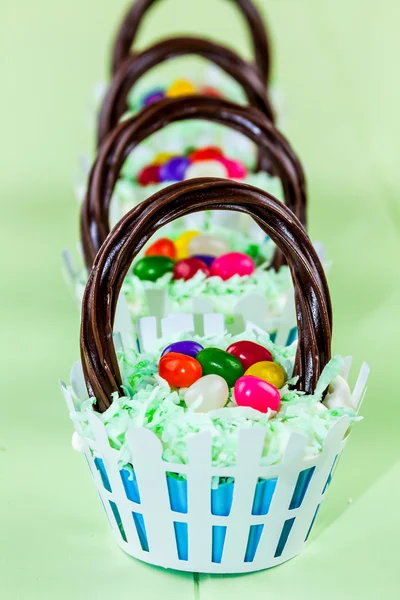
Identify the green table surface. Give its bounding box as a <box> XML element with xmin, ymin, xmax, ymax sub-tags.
<box><xmin>1</xmin><ymin>0</ymin><xmax>400</xmax><ymax>598</ymax></box>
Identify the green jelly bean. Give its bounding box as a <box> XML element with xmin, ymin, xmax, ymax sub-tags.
<box><xmin>133</xmin><ymin>256</ymin><xmax>174</xmax><ymax>282</ymax></box>
<box><xmin>196</xmin><ymin>347</ymin><xmax>244</xmax><ymax>388</ymax></box>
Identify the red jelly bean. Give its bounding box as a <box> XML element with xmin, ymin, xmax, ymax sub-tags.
<box><xmin>202</xmin><ymin>86</ymin><xmax>222</xmax><ymax>98</ymax></box>
<box><xmin>145</xmin><ymin>238</ymin><xmax>177</xmax><ymax>260</ymax></box>
<box><xmin>173</xmin><ymin>258</ymin><xmax>210</xmax><ymax>281</ymax></box>
<box><xmin>159</xmin><ymin>352</ymin><xmax>202</xmax><ymax>387</ymax></box>
<box><xmin>190</xmin><ymin>146</ymin><xmax>223</xmax><ymax>162</ymax></box>
<box><xmin>138</xmin><ymin>165</ymin><xmax>161</xmax><ymax>186</ymax></box>
<box><xmin>226</xmin><ymin>340</ymin><xmax>273</xmax><ymax>372</ymax></box>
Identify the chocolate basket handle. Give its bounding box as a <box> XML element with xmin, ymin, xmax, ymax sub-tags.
<box><xmin>81</xmin><ymin>178</ymin><xmax>332</xmax><ymax>413</ymax></box>
<box><xmin>99</xmin><ymin>36</ymin><xmax>274</xmax><ymax>145</ymax></box>
<box><xmin>82</xmin><ymin>96</ymin><xmax>306</xmax><ymax>269</ymax></box>
<box><xmin>111</xmin><ymin>0</ymin><xmax>271</xmax><ymax>83</ymax></box>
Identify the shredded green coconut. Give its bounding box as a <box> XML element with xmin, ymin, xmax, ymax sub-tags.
<box><xmin>70</xmin><ymin>330</ymin><xmax>359</xmax><ymax>468</ymax></box>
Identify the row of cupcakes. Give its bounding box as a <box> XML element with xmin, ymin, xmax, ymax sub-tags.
<box><xmin>61</xmin><ymin>0</ymin><xmax>368</xmax><ymax>574</ymax></box>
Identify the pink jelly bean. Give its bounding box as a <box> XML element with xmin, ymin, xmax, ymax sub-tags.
<box><xmin>210</xmin><ymin>252</ymin><xmax>255</xmax><ymax>280</ymax></box>
<box><xmin>234</xmin><ymin>375</ymin><xmax>280</xmax><ymax>413</ymax></box>
<box><xmin>216</xmin><ymin>156</ymin><xmax>247</xmax><ymax>179</ymax></box>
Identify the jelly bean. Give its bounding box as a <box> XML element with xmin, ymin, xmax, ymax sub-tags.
<box><xmin>216</xmin><ymin>156</ymin><xmax>247</xmax><ymax>179</ymax></box>
<box><xmin>174</xmin><ymin>230</ymin><xmax>200</xmax><ymax>259</ymax></box>
<box><xmin>210</xmin><ymin>252</ymin><xmax>255</xmax><ymax>280</ymax></box>
<box><xmin>173</xmin><ymin>258</ymin><xmax>210</xmax><ymax>280</ymax></box>
<box><xmin>245</xmin><ymin>244</ymin><xmax>260</xmax><ymax>259</ymax></box>
<box><xmin>153</xmin><ymin>152</ymin><xmax>175</xmax><ymax>165</ymax></box>
<box><xmin>190</xmin><ymin>146</ymin><xmax>223</xmax><ymax>161</ymax></box>
<box><xmin>226</xmin><ymin>340</ymin><xmax>273</xmax><ymax>372</ymax></box>
<box><xmin>159</xmin><ymin>352</ymin><xmax>202</xmax><ymax>388</ymax></box>
<box><xmin>142</xmin><ymin>88</ymin><xmax>165</xmax><ymax>106</ymax></box>
<box><xmin>234</xmin><ymin>376</ymin><xmax>280</xmax><ymax>413</ymax></box>
<box><xmin>133</xmin><ymin>256</ymin><xmax>174</xmax><ymax>281</ymax></box>
<box><xmin>245</xmin><ymin>361</ymin><xmax>286</xmax><ymax>389</ymax></box>
<box><xmin>166</xmin><ymin>79</ymin><xmax>196</xmax><ymax>97</ymax></box>
<box><xmin>196</xmin><ymin>348</ymin><xmax>244</xmax><ymax>388</ymax></box>
<box><xmin>184</xmin><ymin>375</ymin><xmax>229</xmax><ymax>412</ymax></box>
<box><xmin>201</xmin><ymin>86</ymin><xmax>222</xmax><ymax>98</ymax></box>
<box><xmin>138</xmin><ymin>164</ymin><xmax>161</xmax><ymax>186</ymax></box>
<box><xmin>145</xmin><ymin>238</ymin><xmax>177</xmax><ymax>260</ymax></box>
<box><xmin>161</xmin><ymin>340</ymin><xmax>204</xmax><ymax>359</ymax></box>
<box><xmin>191</xmin><ymin>254</ymin><xmax>216</xmax><ymax>267</ymax></box>
<box><xmin>188</xmin><ymin>234</ymin><xmax>229</xmax><ymax>258</ymax></box>
<box><xmin>185</xmin><ymin>159</ymin><xmax>228</xmax><ymax>179</ymax></box>
<box><xmin>160</xmin><ymin>156</ymin><xmax>191</xmax><ymax>182</ymax></box>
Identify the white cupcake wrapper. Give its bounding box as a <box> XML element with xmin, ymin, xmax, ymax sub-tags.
<box><xmin>60</xmin><ymin>313</ymin><xmax>368</xmax><ymax>573</ymax></box>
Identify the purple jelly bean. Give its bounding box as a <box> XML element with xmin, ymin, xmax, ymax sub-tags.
<box><xmin>142</xmin><ymin>89</ymin><xmax>165</xmax><ymax>107</ymax></box>
<box><xmin>191</xmin><ymin>254</ymin><xmax>216</xmax><ymax>267</ymax></box>
<box><xmin>161</xmin><ymin>340</ymin><xmax>204</xmax><ymax>359</ymax></box>
<box><xmin>159</xmin><ymin>156</ymin><xmax>191</xmax><ymax>182</ymax></box>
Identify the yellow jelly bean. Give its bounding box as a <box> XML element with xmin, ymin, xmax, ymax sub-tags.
<box><xmin>153</xmin><ymin>152</ymin><xmax>174</xmax><ymax>166</ymax></box>
<box><xmin>174</xmin><ymin>230</ymin><xmax>200</xmax><ymax>260</ymax></box>
<box><xmin>245</xmin><ymin>361</ymin><xmax>286</xmax><ymax>389</ymax></box>
<box><xmin>166</xmin><ymin>79</ymin><xmax>197</xmax><ymax>98</ymax></box>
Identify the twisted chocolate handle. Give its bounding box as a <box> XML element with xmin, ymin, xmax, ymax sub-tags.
<box><xmin>99</xmin><ymin>36</ymin><xmax>274</xmax><ymax>145</ymax></box>
<box><xmin>81</xmin><ymin>178</ymin><xmax>332</xmax><ymax>413</ymax></box>
<box><xmin>82</xmin><ymin>96</ymin><xmax>306</xmax><ymax>269</ymax></box>
<box><xmin>112</xmin><ymin>0</ymin><xmax>271</xmax><ymax>83</ymax></box>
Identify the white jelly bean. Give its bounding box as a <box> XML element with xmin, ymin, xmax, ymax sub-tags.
<box><xmin>184</xmin><ymin>374</ymin><xmax>229</xmax><ymax>412</ymax></box>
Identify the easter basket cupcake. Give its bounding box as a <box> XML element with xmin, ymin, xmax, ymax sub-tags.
<box><xmin>77</xmin><ymin>36</ymin><xmax>275</xmax><ymax>207</ymax></box>
<box><xmin>111</xmin><ymin>0</ymin><xmax>271</xmax><ymax>84</ymax></box>
<box><xmin>61</xmin><ymin>179</ymin><xmax>369</xmax><ymax>573</ymax></box>
<box><xmin>96</xmin><ymin>35</ymin><xmax>273</xmax><ymax>157</ymax></box>
<box><xmin>66</xmin><ymin>96</ymin><xmax>307</xmax><ymax>333</ymax></box>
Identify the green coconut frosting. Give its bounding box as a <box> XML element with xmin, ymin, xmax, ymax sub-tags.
<box><xmin>70</xmin><ymin>330</ymin><xmax>359</xmax><ymax>469</ymax></box>
<box><xmin>122</xmin><ymin>223</ymin><xmax>291</xmax><ymax>319</ymax></box>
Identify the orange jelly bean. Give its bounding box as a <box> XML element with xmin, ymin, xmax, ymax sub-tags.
<box><xmin>145</xmin><ymin>238</ymin><xmax>177</xmax><ymax>260</ymax></box>
<box><xmin>159</xmin><ymin>352</ymin><xmax>202</xmax><ymax>387</ymax></box>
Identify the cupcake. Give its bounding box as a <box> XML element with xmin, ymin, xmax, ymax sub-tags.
<box><xmin>98</xmin><ymin>36</ymin><xmax>274</xmax><ymax>147</ymax></box>
<box><xmin>75</xmin><ymin>35</ymin><xmax>277</xmax><ymax>210</ymax></box>
<box><xmin>89</xmin><ymin>36</ymin><xmax>277</xmax><ymax>222</ymax></box>
<box><xmin>72</xmin><ymin>97</ymin><xmax>307</xmax><ymax>332</ymax></box>
<box><xmin>61</xmin><ymin>179</ymin><xmax>368</xmax><ymax>572</ymax></box>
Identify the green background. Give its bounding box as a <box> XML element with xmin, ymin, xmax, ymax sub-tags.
<box><xmin>1</xmin><ymin>0</ymin><xmax>399</xmax><ymax>598</ymax></box>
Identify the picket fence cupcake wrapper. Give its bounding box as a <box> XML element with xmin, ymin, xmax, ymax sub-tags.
<box><xmin>61</xmin><ymin>178</ymin><xmax>368</xmax><ymax>572</ymax></box>
<box><xmin>111</xmin><ymin>0</ymin><xmax>271</xmax><ymax>84</ymax></box>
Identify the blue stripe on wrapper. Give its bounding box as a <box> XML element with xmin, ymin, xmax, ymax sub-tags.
<box><xmin>305</xmin><ymin>505</ymin><xmax>320</xmax><ymax>541</ymax></box>
<box><xmin>173</xmin><ymin>522</ymin><xmax>188</xmax><ymax>560</ymax></box>
<box><xmin>252</xmin><ymin>478</ymin><xmax>277</xmax><ymax>515</ymax></box>
<box><xmin>269</xmin><ymin>327</ymin><xmax>297</xmax><ymax>346</ymax></box>
<box><xmin>274</xmin><ymin>518</ymin><xmax>295</xmax><ymax>557</ymax></box>
<box><xmin>166</xmin><ymin>475</ymin><xmax>188</xmax><ymax>560</ymax></box>
<box><xmin>212</xmin><ymin>526</ymin><xmax>227</xmax><ymax>563</ymax></box>
<box><xmin>132</xmin><ymin>512</ymin><xmax>149</xmax><ymax>551</ymax></box>
<box><xmin>244</xmin><ymin>478</ymin><xmax>277</xmax><ymax>562</ymax></box>
<box><xmin>94</xmin><ymin>457</ymin><xmax>112</xmax><ymax>492</ymax></box>
<box><xmin>211</xmin><ymin>480</ymin><xmax>234</xmax><ymax>516</ymax></box>
<box><xmin>289</xmin><ymin>467</ymin><xmax>315</xmax><ymax>510</ymax></box>
<box><xmin>323</xmin><ymin>455</ymin><xmax>338</xmax><ymax>494</ymax></box>
<box><xmin>109</xmin><ymin>500</ymin><xmax>127</xmax><ymax>542</ymax></box>
<box><xmin>120</xmin><ymin>467</ymin><xmax>141</xmax><ymax>503</ymax></box>
<box><xmin>286</xmin><ymin>326</ymin><xmax>298</xmax><ymax>346</ymax></box>
<box><xmin>210</xmin><ymin>480</ymin><xmax>234</xmax><ymax>562</ymax></box>
<box><xmin>167</xmin><ymin>474</ymin><xmax>188</xmax><ymax>513</ymax></box>
<box><xmin>245</xmin><ymin>524</ymin><xmax>264</xmax><ymax>562</ymax></box>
